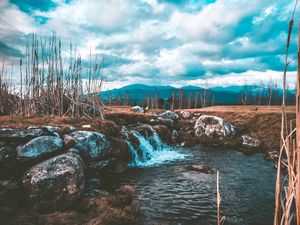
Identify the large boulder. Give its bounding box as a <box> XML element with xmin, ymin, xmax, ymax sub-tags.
<box><xmin>159</xmin><ymin>111</ymin><xmax>179</xmax><ymax>121</ymax></box>
<box><xmin>17</xmin><ymin>136</ymin><xmax>63</xmax><ymax>162</ymax></box>
<box><xmin>194</xmin><ymin>115</ymin><xmax>237</xmax><ymax>139</ymax></box>
<box><xmin>242</xmin><ymin>135</ymin><xmax>261</xmax><ymax>148</ymax></box>
<box><xmin>130</xmin><ymin>106</ymin><xmax>144</xmax><ymax>113</ymax></box>
<box><xmin>70</xmin><ymin>131</ymin><xmax>111</xmax><ymax>162</ymax></box>
<box><xmin>22</xmin><ymin>153</ymin><xmax>85</xmax><ymax>211</ymax></box>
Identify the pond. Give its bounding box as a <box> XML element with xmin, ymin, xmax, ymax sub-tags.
<box><xmin>107</xmin><ymin>144</ymin><xmax>276</xmax><ymax>225</ymax></box>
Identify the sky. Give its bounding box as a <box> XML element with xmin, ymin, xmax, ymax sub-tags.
<box><xmin>0</xmin><ymin>0</ymin><xmax>299</xmax><ymax>90</ymax></box>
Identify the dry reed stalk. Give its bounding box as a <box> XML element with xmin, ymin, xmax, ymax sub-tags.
<box><xmin>217</xmin><ymin>171</ymin><xmax>221</xmax><ymax>225</ymax></box>
<box><xmin>0</xmin><ymin>33</ymin><xmax>105</xmax><ymax>118</ymax></box>
<box><xmin>274</xmin><ymin>1</ymin><xmax>299</xmax><ymax>223</ymax></box>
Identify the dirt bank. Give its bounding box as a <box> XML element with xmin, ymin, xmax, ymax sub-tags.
<box><xmin>176</xmin><ymin>106</ymin><xmax>296</xmax><ymax>153</ymax></box>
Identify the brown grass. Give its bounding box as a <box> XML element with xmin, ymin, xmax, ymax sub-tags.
<box><xmin>177</xmin><ymin>106</ymin><xmax>296</xmax><ymax>153</ymax></box>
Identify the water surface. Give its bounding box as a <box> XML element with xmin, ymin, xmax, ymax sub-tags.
<box><xmin>109</xmin><ymin>145</ymin><xmax>276</xmax><ymax>225</ymax></box>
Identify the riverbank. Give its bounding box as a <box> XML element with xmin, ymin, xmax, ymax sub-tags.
<box><xmin>175</xmin><ymin>106</ymin><xmax>295</xmax><ymax>153</ymax></box>
<box><xmin>0</xmin><ymin>105</ymin><xmax>293</xmax><ymax>157</ymax></box>
<box><xmin>0</xmin><ymin>105</ymin><xmax>293</xmax><ymax>224</ymax></box>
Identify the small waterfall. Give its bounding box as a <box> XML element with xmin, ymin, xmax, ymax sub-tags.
<box><xmin>123</xmin><ymin>126</ymin><xmax>186</xmax><ymax>167</ymax></box>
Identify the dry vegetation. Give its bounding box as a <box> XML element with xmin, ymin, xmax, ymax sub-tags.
<box><xmin>0</xmin><ymin>33</ymin><xmax>104</xmax><ymax>118</ymax></box>
<box><xmin>1</xmin><ymin>184</ymin><xmax>140</xmax><ymax>225</ymax></box>
<box><xmin>176</xmin><ymin>106</ymin><xmax>296</xmax><ymax>153</ymax></box>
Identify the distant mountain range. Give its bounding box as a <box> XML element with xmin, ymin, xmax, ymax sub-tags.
<box><xmin>100</xmin><ymin>84</ymin><xmax>295</xmax><ymax>106</ymax></box>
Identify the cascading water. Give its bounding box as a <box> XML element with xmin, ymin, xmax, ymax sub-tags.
<box><xmin>123</xmin><ymin>126</ymin><xmax>186</xmax><ymax>167</ymax></box>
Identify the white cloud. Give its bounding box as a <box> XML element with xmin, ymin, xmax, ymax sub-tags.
<box><xmin>0</xmin><ymin>0</ymin><xmax>298</xmax><ymax>90</ymax></box>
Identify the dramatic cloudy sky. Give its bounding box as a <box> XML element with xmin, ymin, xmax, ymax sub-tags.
<box><xmin>0</xmin><ymin>0</ymin><xmax>299</xmax><ymax>90</ymax></box>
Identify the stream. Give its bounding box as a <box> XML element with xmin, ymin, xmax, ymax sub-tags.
<box><xmin>107</xmin><ymin>129</ymin><xmax>276</xmax><ymax>225</ymax></box>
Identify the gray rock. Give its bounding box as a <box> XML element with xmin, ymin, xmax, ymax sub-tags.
<box><xmin>185</xmin><ymin>164</ymin><xmax>217</xmax><ymax>174</ymax></box>
<box><xmin>172</xmin><ymin>130</ymin><xmax>179</xmax><ymax>140</ymax></box>
<box><xmin>41</xmin><ymin>126</ymin><xmax>60</xmax><ymax>134</ymax></box>
<box><xmin>0</xmin><ymin>146</ymin><xmax>16</xmax><ymax>167</ymax></box>
<box><xmin>155</xmin><ymin>117</ymin><xmax>175</xmax><ymax>128</ymax></box>
<box><xmin>159</xmin><ymin>111</ymin><xmax>179</xmax><ymax>121</ymax></box>
<box><xmin>63</xmin><ymin>134</ymin><xmax>76</xmax><ymax>148</ymax></box>
<box><xmin>130</xmin><ymin>106</ymin><xmax>144</xmax><ymax>113</ymax></box>
<box><xmin>22</xmin><ymin>153</ymin><xmax>85</xmax><ymax>211</ymax></box>
<box><xmin>70</xmin><ymin>131</ymin><xmax>111</xmax><ymax>162</ymax></box>
<box><xmin>131</xmin><ymin>124</ymin><xmax>154</xmax><ymax>137</ymax></box>
<box><xmin>65</xmin><ymin>147</ymin><xmax>81</xmax><ymax>155</ymax></box>
<box><xmin>194</xmin><ymin>115</ymin><xmax>237</xmax><ymax>139</ymax></box>
<box><xmin>17</xmin><ymin>136</ymin><xmax>63</xmax><ymax>162</ymax></box>
<box><xmin>0</xmin><ymin>180</ymin><xmax>18</xmax><ymax>190</ymax></box>
<box><xmin>242</xmin><ymin>135</ymin><xmax>261</xmax><ymax>148</ymax></box>
<box><xmin>0</xmin><ymin>128</ymin><xmax>46</xmax><ymax>141</ymax></box>
<box><xmin>265</xmin><ymin>151</ymin><xmax>279</xmax><ymax>162</ymax></box>
<box><xmin>86</xmin><ymin>160</ymin><xmax>109</xmax><ymax>173</ymax></box>
<box><xmin>180</xmin><ymin>111</ymin><xmax>191</xmax><ymax>119</ymax></box>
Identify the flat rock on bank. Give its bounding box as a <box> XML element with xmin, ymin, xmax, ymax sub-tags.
<box><xmin>242</xmin><ymin>135</ymin><xmax>262</xmax><ymax>148</ymax></box>
<box><xmin>22</xmin><ymin>153</ymin><xmax>85</xmax><ymax>211</ymax></box>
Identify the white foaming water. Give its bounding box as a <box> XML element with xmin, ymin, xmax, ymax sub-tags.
<box><xmin>126</xmin><ymin>129</ymin><xmax>186</xmax><ymax>168</ymax></box>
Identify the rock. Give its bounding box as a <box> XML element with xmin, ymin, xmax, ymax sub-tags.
<box><xmin>17</xmin><ymin>136</ymin><xmax>63</xmax><ymax>162</ymax></box>
<box><xmin>159</xmin><ymin>111</ymin><xmax>179</xmax><ymax>121</ymax></box>
<box><xmin>130</xmin><ymin>106</ymin><xmax>144</xmax><ymax>113</ymax></box>
<box><xmin>0</xmin><ymin>128</ymin><xmax>47</xmax><ymax>142</ymax></box>
<box><xmin>180</xmin><ymin>141</ymin><xmax>186</xmax><ymax>147</ymax></box>
<box><xmin>172</xmin><ymin>129</ymin><xmax>179</xmax><ymax>140</ymax></box>
<box><xmin>265</xmin><ymin>151</ymin><xmax>279</xmax><ymax>162</ymax></box>
<box><xmin>63</xmin><ymin>134</ymin><xmax>76</xmax><ymax>148</ymax></box>
<box><xmin>0</xmin><ymin>146</ymin><xmax>16</xmax><ymax>167</ymax></box>
<box><xmin>59</xmin><ymin>126</ymin><xmax>76</xmax><ymax>134</ymax></box>
<box><xmin>150</xmin><ymin>117</ymin><xmax>174</xmax><ymax>128</ymax></box>
<box><xmin>41</xmin><ymin>126</ymin><xmax>60</xmax><ymax>134</ymax></box>
<box><xmin>86</xmin><ymin>160</ymin><xmax>110</xmax><ymax>174</ymax></box>
<box><xmin>131</xmin><ymin>124</ymin><xmax>154</xmax><ymax>137</ymax></box>
<box><xmin>111</xmin><ymin>137</ymin><xmax>131</xmax><ymax>159</ymax></box>
<box><xmin>0</xmin><ymin>180</ymin><xmax>18</xmax><ymax>191</ymax></box>
<box><xmin>22</xmin><ymin>153</ymin><xmax>85</xmax><ymax>211</ymax></box>
<box><xmin>186</xmin><ymin>130</ymin><xmax>194</xmax><ymax>135</ymax></box>
<box><xmin>70</xmin><ymin>131</ymin><xmax>111</xmax><ymax>162</ymax></box>
<box><xmin>65</xmin><ymin>147</ymin><xmax>81</xmax><ymax>155</ymax></box>
<box><xmin>107</xmin><ymin>159</ymin><xmax>128</xmax><ymax>173</ymax></box>
<box><xmin>85</xmin><ymin>176</ymin><xmax>110</xmax><ymax>197</ymax></box>
<box><xmin>242</xmin><ymin>135</ymin><xmax>261</xmax><ymax>148</ymax></box>
<box><xmin>185</xmin><ymin>164</ymin><xmax>217</xmax><ymax>174</ymax></box>
<box><xmin>194</xmin><ymin>115</ymin><xmax>237</xmax><ymax>139</ymax></box>
<box><xmin>153</xmin><ymin>125</ymin><xmax>172</xmax><ymax>143</ymax></box>
<box><xmin>193</xmin><ymin>113</ymin><xmax>202</xmax><ymax>117</ymax></box>
<box><xmin>180</xmin><ymin>111</ymin><xmax>191</xmax><ymax>119</ymax></box>
<box><xmin>120</xmin><ymin>129</ymin><xmax>140</xmax><ymax>150</ymax></box>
